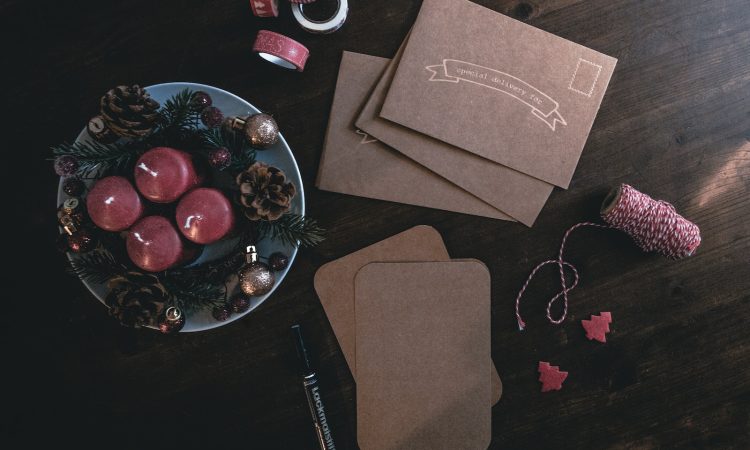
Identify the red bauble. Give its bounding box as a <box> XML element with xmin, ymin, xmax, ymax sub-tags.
<box><xmin>134</xmin><ymin>147</ymin><xmax>203</xmax><ymax>203</ymax></box>
<box><xmin>158</xmin><ymin>306</ymin><xmax>186</xmax><ymax>334</ymax></box>
<box><xmin>175</xmin><ymin>188</ymin><xmax>235</xmax><ymax>244</ymax></box>
<box><xmin>86</xmin><ymin>176</ymin><xmax>144</xmax><ymax>231</ymax></box>
<box><xmin>126</xmin><ymin>216</ymin><xmax>197</xmax><ymax>272</ymax></box>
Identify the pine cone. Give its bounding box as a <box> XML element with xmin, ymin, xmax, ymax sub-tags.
<box><xmin>106</xmin><ymin>272</ymin><xmax>170</xmax><ymax>327</ymax></box>
<box><xmin>236</xmin><ymin>162</ymin><xmax>296</xmax><ymax>221</ymax></box>
<box><xmin>99</xmin><ymin>85</ymin><xmax>161</xmax><ymax>138</ymax></box>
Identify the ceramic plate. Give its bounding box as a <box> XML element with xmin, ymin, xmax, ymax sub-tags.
<box><xmin>56</xmin><ymin>82</ymin><xmax>304</xmax><ymax>332</ymax></box>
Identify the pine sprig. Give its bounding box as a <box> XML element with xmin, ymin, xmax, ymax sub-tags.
<box><xmin>258</xmin><ymin>214</ymin><xmax>325</xmax><ymax>248</ymax></box>
<box><xmin>52</xmin><ymin>140</ymin><xmax>142</xmax><ymax>177</ymax></box>
<box><xmin>158</xmin><ymin>88</ymin><xmax>201</xmax><ymax>131</ymax></box>
<box><xmin>161</xmin><ymin>277</ymin><xmax>227</xmax><ymax>313</ymax></box>
<box><xmin>68</xmin><ymin>249</ymin><xmax>128</xmax><ymax>284</ymax></box>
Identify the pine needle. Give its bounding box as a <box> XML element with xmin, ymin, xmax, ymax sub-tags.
<box><xmin>67</xmin><ymin>249</ymin><xmax>128</xmax><ymax>284</ymax></box>
<box><xmin>258</xmin><ymin>214</ymin><xmax>325</xmax><ymax>248</ymax></box>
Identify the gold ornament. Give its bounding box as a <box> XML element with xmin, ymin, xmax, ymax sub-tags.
<box><xmin>225</xmin><ymin>113</ymin><xmax>279</xmax><ymax>149</ymax></box>
<box><xmin>238</xmin><ymin>245</ymin><xmax>275</xmax><ymax>296</ymax></box>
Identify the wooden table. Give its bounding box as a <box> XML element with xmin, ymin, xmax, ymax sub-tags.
<box><xmin>6</xmin><ymin>0</ymin><xmax>749</xmax><ymax>447</ymax></box>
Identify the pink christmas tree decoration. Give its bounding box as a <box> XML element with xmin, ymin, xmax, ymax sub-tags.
<box><xmin>581</xmin><ymin>312</ymin><xmax>613</xmax><ymax>343</ymax></box>
<box><xmin>538</xmin><ymin>361</ymin><xmax>568</xmax><ymax>392</ymax></box>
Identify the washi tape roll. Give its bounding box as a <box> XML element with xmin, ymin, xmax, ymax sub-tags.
<box><xmin>250</xmin><ymin>0</ymin><xmax>279</xmax><ymax>17</ymax></box>
<box><xmin>252</xmin><ymin>30</ymin><xmax>310</xmax><ymax>71</ymax></box>
<box><xmin>291</xmin><ymin>0</ymin><xmax>348</xmax><ymax>34</ymax></box>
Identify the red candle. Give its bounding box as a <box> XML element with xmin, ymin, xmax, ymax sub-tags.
<box><xmin>175</xmin><ymin>188</ymin><xmax>235</xmax><ymax>244</ymax></box>
<box><xmin>126</xmin><ymin>216</ymin><xmax>197</xmax><ymax>272</ymax></box>
<box><xmin>86</xmin><ymin>176</ymin><xmax>144</xmax><ymax>231</ymax></box>
<box><xmin>134</xmin><ymin>147</ymin><xmax>203</xmax><ymax>203</ymax></box>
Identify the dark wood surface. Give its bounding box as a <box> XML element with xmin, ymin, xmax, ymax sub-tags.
<box><xmin>5</xmin><ymin>0</ymin><xmax>750</xmax><ymax>448</ymax></box>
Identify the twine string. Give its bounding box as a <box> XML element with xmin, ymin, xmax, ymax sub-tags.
<box><xmin>515</xmin><ymin>184</ymin><xmax>701</xmax><ymax>330</ymax></box>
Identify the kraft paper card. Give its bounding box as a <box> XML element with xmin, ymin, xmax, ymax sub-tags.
<box><xmin>381</xmin><ymin>0</ymin><xmax>617</xmax><ymax>188</ymax></box>
<box><xmin>317</xmin><ymin>51</ymin><xmax>511</xmax><ymax>221</ymax></box>
<box><xmin>355</xmin><ymin>42</ymin><xmax>553</xmax><ymax>226</ymax></box>
<box><xmin>355</xmin><ymin>261</ymin><xmax>491</xmax><ymax>450</ymax></box>
<box><xmin>313</xmin><ymin>225</ymin><xmax>502</xmax><ymax>404</ymax></box>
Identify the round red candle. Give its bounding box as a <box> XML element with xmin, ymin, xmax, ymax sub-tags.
<box><xmin>175</xmin><ymin>188</ymin><xmax>235</xmax><ymax>244</ymax></box>
<box><xmin>134</xmin><ymin>147</ymin><xmax>203</xmax><ymax>203</ymax></box>
<box><xmin>86</xmin><ymin>176</ymin><xmax>144</xmax><ymax>231</ymax></box>
<box><xmin>126</xmin><ymin>216</ymin><xmax>196</xmax><ymax>272</ymax></box>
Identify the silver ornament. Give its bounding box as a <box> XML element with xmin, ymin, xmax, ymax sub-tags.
<box><xmin>238</xmin><ymin>245</ymin><xmax>275</xmax><ymax>296</ymax></box>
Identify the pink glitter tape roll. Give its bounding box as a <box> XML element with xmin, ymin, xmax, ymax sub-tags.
<box><xmin>252</xmin><ymin>30</ymin><xmax>310</xmax><ymax>71</ymax></box>
<box><xmin>250</xmin><ymin>0</ymin><xmax>279</xmax><ymax>17</ymax></box>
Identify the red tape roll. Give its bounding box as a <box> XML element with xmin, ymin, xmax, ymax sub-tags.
<box><xmin>252</xmin><ymin>30</ymin><xmax>310</xmax><ymax>72</ymax></box>
<box><xmin>250</xmin><ymin>0</ymin><xmax>279</xmax><ymax>17</ymax></box>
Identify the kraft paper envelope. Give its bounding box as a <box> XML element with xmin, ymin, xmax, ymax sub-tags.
<box><xmin>381</xmin><ymin>0</ymin><xmax>617</xmax><ymax>188</ymax></box>
<box><xmin>355</xmin><ymin>261</ymin><xmax>491</xmax><ymax>450</ymax></box>
<box><xmin>313</xmin><ymin>225</ymin><xmax>502</xmax><ymax>404</ymax></box>
<box><xmin>355</xmin><ymin>40</ymin><xmax>553</xmax><ymax>226</ymax></box>
<box><xmin>316</xmin><ymin>51</ymin><xmax>512</xmax><ymax>221</ymax></box>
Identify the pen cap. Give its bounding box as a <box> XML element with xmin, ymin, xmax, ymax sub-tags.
<box><xmin>291</xmin><ymin>324</ymin><xmax>313</xmax><ymax>374</ymax></box>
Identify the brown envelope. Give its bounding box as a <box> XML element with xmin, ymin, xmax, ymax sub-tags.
<box><xmin>355</xmin><ymin>38</ymin><xmax>553</xmax><ymax>226</ymax></box>
<box><xmin>313</xmin><ymin>225</ymin><xmax>502</xmax><ymax>404</ymax></box>
<box><xmin>316</xmin><ymin>51</ymin><xmax>512</xmax><ymax>221</ymax></box>
<box><xmin>381</xmin><ymin>0</ymin><xmax>617</xmax><ymax>188</ymax></box>
<box><xmin>355</xmin><ymin>261</ymin><xmax>491</xmax><ymax>450</ymax></box>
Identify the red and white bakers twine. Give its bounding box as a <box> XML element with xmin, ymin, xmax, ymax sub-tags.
<box><xmin>250</xmin><ymin>0</ymin><xmax>279</xmax><ymax>17</ymax></box>
<box><xmin>252</xmin><ymin>30</ymin><xmax>310</xmax><ymax>71</ymax></box>
<box><xmin>515</xmin><ymin>184</ymin><xmax>701</xmax><ymax>330</ymax></box>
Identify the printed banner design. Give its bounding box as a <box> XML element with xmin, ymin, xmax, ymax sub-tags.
<box><xmin>355</xmin><ymin>129</ymin><xmax>378</xmax><ymax>144</ymax></box>
<box><xmin>426</xmin><ymin>59</ymin><xmax>567</xmax><ymax>131</ymax></box>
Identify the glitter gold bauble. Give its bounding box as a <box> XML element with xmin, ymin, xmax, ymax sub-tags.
<box><xmin>238</xmin><ymin>245</ymin><xmax>275</xmax><ymax>296</ymax></box>
<box><xmin>225</xmin><ymin>113</ymin><xmax>279</xmax><ymax>149</ymax></box>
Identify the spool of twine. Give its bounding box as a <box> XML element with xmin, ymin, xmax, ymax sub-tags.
<box><xmin>515</xmin><ymin>184</ymin><xmax>701</xmax><ymax>330</ymax></box>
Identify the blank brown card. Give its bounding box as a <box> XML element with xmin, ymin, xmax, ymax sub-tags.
<box><xmin>355</xmin><ymin>261</ymin><xmax>491</xmax><ymax>450</ymax></box>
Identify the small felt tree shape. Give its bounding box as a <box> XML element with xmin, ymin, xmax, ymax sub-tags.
<box><xmin>538</xmin><ymin>361</ymin><xmax>568</xmax><ymax>392</ymax></box>
<box><xmin>581</xmin><ymin>312</ymin><xmax>613</xmax><ymax>343</ymax></box>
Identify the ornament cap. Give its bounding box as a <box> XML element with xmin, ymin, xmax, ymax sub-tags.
<box><xmin>63</xmin><ymin>223</ymin><xmax>78</xmax><ymax>235</ymax></box>
<box><xmin>62</xmin><ymin>197</ymin><xmax>80</xmax><ymax>213</ymax></box>
<box><xmin>246</xmin><ymin>245</ymin><xmax>259</xmax><ymax>263</ymax></box>
<box><xmin>165</xmin><ymin>306</ymin><xmax>182</xmax><ymax>322</ymax></box>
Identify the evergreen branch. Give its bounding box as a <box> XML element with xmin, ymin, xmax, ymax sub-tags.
<box><xmin>52</xmin><ymin>140</ymin><xmax>142</xmax><ymax>177</ymax></box>
<box><xmin>158</xmin><ymin>88</ymin><xmax>201</xmax><ymax>132</ymax></box>
<box><xmin>67</xmin><ymin>249</ymin><xmax>128</xmax><ymax>284</ymax></box>
<box><xmin>161</xmin><ymin>276</ymin><xmax>227</xmax><ymax>313</ymax></box>
<box><xmin>258</xmin><ymin>214</ymin><xmax>325</xmax><ymax>248</ymax></box>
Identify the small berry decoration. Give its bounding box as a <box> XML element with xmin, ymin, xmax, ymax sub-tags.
<box><xmin>62</xmin><ymin>178</ymin><xmax>86</xmax><ymax>197</ymax></box>
<box><xmin>201</xmin><ymin>106</ymin><xmax>224</xmax><ymax>128</ymax></box>
<box><xmin>54</xmin><ymin>155</ymin><xmax>79</xmax><ymax>176</ymax></box>
<box><xmin>207</xmin><ymin>147</ymin><xmax>232</xmax><ymax>170</ymax></box>
<box><xmin>212</xmin><ymin>304</ymin><xmax>232</xmax><ymax>322</ymax></box>
<box><xmin>230</xmin><ymin>295</ymin><xmax>251</xmax><ymax>314</ymax></box>
<box><xmin>268</xmin><ymin>252</ymin><xmax>289</xmax><ymax>272</ymax></box>
<box><xmin>538</xmin><ymin>361</ymin><xmax>568</xmax><ymax>392</ymax></box>
<box><xmin>581</xmin><ymin>312</ymin><xmax>612</xmax><ymax>343</ymax></box>
<box><xmin>192</xmin><ymin>91</ymin><xmax>212</xmax><ymax>109</ymax></box>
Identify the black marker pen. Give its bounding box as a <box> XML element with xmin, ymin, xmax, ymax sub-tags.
<box><xmin>291</xmin><ymin>324</ymin><xmax>336</xmax><ymax>450</ymax></box>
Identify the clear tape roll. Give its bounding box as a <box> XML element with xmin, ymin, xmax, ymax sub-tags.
<box><xmin>292</xmin><ymin>0</ymin><xmax>348</xmax><ymax>34</ymax></box>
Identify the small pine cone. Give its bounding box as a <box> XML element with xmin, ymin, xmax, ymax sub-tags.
<box><xmin>100</xmin><ymin>85</ymin><xmax>161</xmax><ymax>138</ymax></box>
<box><xmin>236</xmin><ymin>162</ymin><xmax>296</xmax><ymax>221</ymax></box>
<box><xmin>105</xmin><ymin>272</ymin><xmax>170</xmax><ymax>327</ymax></box>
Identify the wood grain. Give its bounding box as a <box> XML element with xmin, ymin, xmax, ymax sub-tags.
<box><xmin>4</xmin><ymin>0</ymin><xmax>749</xmax><ymax>448</ymax></box>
